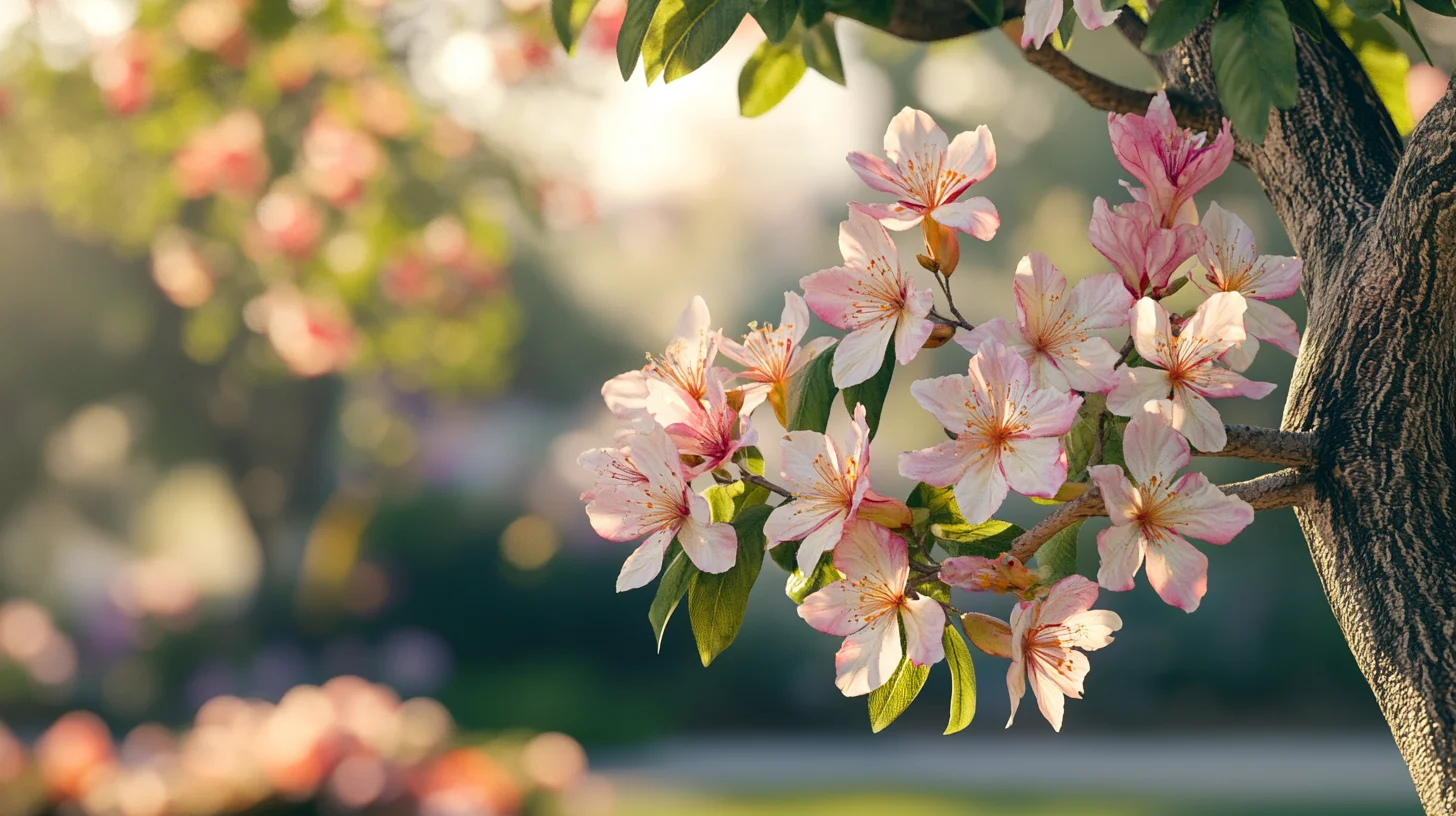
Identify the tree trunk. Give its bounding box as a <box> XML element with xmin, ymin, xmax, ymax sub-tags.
<box><xmin>1141</xmin><ymin>21</ymin><xmax>1456</xmax><ymax>813</ymax></box>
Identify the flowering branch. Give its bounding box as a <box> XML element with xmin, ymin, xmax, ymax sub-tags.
<box><xmin>1018</xmin><ymin>43</ymin><xmax>1221</xmax><ymax>137</ymax></box>
<box><xmin>740</xmin><ymin>471</ymin><xmax>794</xmax><ymax>499</ymax></box>
<box><xmin>1007</xmin><ymin>467</ymin><xmax>1315</xmax><ymax>561</ymax></box>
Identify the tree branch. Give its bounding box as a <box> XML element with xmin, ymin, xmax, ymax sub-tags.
<box><xmin>1019</xmin><ymin>43</ymin><xmax>1221</xmax><ymax>136</ymax></box>
<box><xmin>1007</xmin><ymin>467</ymin><xmax>1314</xmax><ymax>561</ymax></box>
<box><xmin>1195</xmin><ymin>426</ymin><xmax>1319</xmax><ymax>468</ymax></box>
<box><xmin>1376</xmin><ymin>75</ymin><xmax>1456</xmax><ymax>242</ymax></box>
<box><xmin>741</xmin><ymin>471</ymin><xmax>794</xmax><ymax>499</ymax></box>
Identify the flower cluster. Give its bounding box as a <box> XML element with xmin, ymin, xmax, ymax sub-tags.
<box><xmin>579</xmin><ymin>95</ymin><xmax>1303</xmax><ymax>734</ymax></box>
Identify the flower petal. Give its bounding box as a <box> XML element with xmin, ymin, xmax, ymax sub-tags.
<box><xmin>846</xmin><ymin>151</ymin><xmax>905</xmax><ymax>197</ymax></box>
<box><xmin>834</xmin><ymin>321</ymin><xmax>896</xmax><ymax>389</ymax></box>
<box><xmin>1242</xmin><ymin>298</ymin><xmax>1301</xmax><ymax>356</ymax></box>
<box><xmin>1021</xmin><ymin>0</ymin><xmax>1063</xmax><ymax>47</ymax></box>
<box><xmin>1065</xmin><ymin>273</ymin><xmax>1136</xmax><ymax>331</ymax></box>
<box><xmin>952</xmin><ymin>448</ymin><xmax>1010</xmax><ymax>526</ymax></box>
<box><xmin>1001</xmin><ymin>436</ymin><xmax>1068</xmax><ymax>499</ymax></box>
<box><xmin>1029</xmin><ymin>659</ymin><xmax>1069</xmax><ymax>732</ymax></box>
<box><xmin>1054</xmin><ymin>336</ymin><xmax>1123</xmax><ymax>393</ymax></box>
<box><xmin>1088</xmin><ymin>464</ymin><xmax>1140</xmax><ymax>526</ymax></box>
<box><xmin>894</xmin><ymin>288</ymin><xmax>937</xmax><ymax>365</ymax></box>
<box><xmin>832</xmin><ymin>519</ymin><xmax>906</xmax><ymax>584</ymax></box>
<box><xmin>1169</xmin><ymin>387</ymin><xmax>1228</xmax><ymax>453</ymax></box>
<box><xmin>1106</xmin><ymin>365</ymin><xmax>1172</xmax><ymax>417</ymax></box>
<box><xmin>933</xmin><ymin>198</ymin><xmax>999</xmax><ymax>241</ymax></box>
<box><xmin>884</xmin><ymin>107</ymin><xmax>948</xmax><ymax>168</ymax></box>
<box><xmin>797</xmin><ymin>511</ymin><xmax>849</xmax><ymax>575</ymax></box>
<box><xmin>1073</xmin><ymin>0</ymin><xmax>1120</xmax><ymax>30</ymax></box>
<box><xmin>908</xmin><ymin>374</ymin><xmax>974</xmax><ymax>432</ymax></box>
<box><xmin>834</xmin><ymin>613</ymin><xmax>903</xmax><ymax>696</ymax></box>
<box><xmin>1129</xmin><ymin>296</ymin><xmax>1175</xmax><ymax>368</ymax></box>
<box><xmin>902</xmin><ymin>596</ymin><xmax>947</xmax><ymax>667</ymax></box>
<box><xmin>616</xmin><ymin>528</ymin><xmax>675</xmax><ymax>592</ymax></box>
<box><xmin>898</xmin><ymin>440</ymin><xmax>973</xmax><ymax>487</ymax></box>
<box><xmin>1121</xmin><ymin>398</ymin><xmax>1190</xmax><ymax>484</ymax></box>
<box><xmin>678</xmin><ymin>516</ymin><xmax>737</xmax><ymax>575</ymax></box>
<box><xmin>1096</xmin><ymin>523</ymin><xmax>1146</xmax><ymax>592</ymax></box>
<box><xmin>1038</xmin><ymin>574</ymin><xmax>1101</xmax><ymax>622</ymax></box>
<box><xmin>1162</xmin><ymin>472</ymin><xmax>1254</xmax><ymax>544</ymax></box>
<box><xmin>799</xmin><ymin>581</ymin><xmax>869</xmax><ymax>637</ymax></box>
<box><xmin>1177</xmin><ymin>291</ymin><xmax>1247</xmax><ymax>366</ymax></box>
<box><xmin>763</xmin><ymin>499</ymin><xmax>835</xmax><ymax>548</ymax></box>
<box><xmin>1143</xmin><ymin>530</ymin><xmax>1209</xmax><ymax>612</ymax></box>
<box><xmin>953</xmin><ymin>317</ymin><xmax>1029</xmax><ymax>356</ymax></box>
<box><xmin>1061</xmin><ymin>609</ymin><xmax>1123</xmax><ymax>651</ymax></box>
<box><xmin>944</xmin><ymin>126</ymin><xmax>997</xmax><ymax>191</ymax></box>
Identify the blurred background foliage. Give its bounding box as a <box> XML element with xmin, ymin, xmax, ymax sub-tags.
<box><xmin>0</xmin><ymin>0</ymin><xmax>1451</xmax><ymax>813</ymax></box>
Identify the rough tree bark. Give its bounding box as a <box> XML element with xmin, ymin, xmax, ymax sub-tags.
<box><xmin>866</xmin><ymin>6</ymin><xmax>1456</xmax><ymax>811</ymax></box>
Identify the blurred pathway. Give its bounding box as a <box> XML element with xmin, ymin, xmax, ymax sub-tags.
<box><xmin>596</xmin><ymin>734</ymin><xmax>1419</xmax><ymax>807</ymax></box>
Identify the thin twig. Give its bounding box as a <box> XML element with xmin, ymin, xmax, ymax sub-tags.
<box><xmin>741</xmin><ymin>471</ymin><xmax>794</xmax><ymax>499</ymax></box>
<box><xmin>1007</xmin><ymin>467</ymin><xmax>1316</xmax><ymax>562</ymax></box>
<box><xmin>932</xmin><ymin>269</ymin><xmax>975</xmax><ymax>331</ymax></box>
<box><xmin>1019</xmin><ymin>44</ymin><xmax>1222</xmax><ymax>136</ymax></box>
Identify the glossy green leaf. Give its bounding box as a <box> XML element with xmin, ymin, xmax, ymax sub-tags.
<box><xmin>752</xmin><ymin>0</ymin><xmax>799</xmax><ymax>41</ymax></box>
<box><xmin>688</xmin><ymin>504</ymin><xmax>770</xmax><ymax>666</ymax></box>
<box><xmin>1410</xmin><ymin>0</ymin><xmax>1456</xmax><ymax>16</ymax></box>
<box><xmin>553</xmin><ymin>0</ymin><xmax>603</xmax><ymax>52</ymax></box>
<box><xmin>1282</xmin><ymin>0</ymin><xmax>1326</xmax><ymax>36</ymax></box>
<box><xmin>907</xmin><ymin>482</ymin><xmax>960</xmax><ymax>526</ymax></box>
<box><xmin>1317</xmin><ymin>0</ymin><xmax>1414</xmax><ymax>133</ymax></box>
<box><xmin>933</xmin><ymin>520</ymin><xmax>1025</xmax><ymax>557</ymax></box>
<box><xmin>704</xmin><ymin>477</ymin><xmax>769</xmax><ymax>522</ymax></box>
<box><xmin>617</xmin><ymin>0</ymin><xmax>664</xmax><ymax>78</ymax></box>
<box><xmin>1103</xmin><ymin>0</ymin><xmax>1127</xmax><ymax>11</ymax></box>
<box><xmin>1036</xmin><ymin>521</ymin><xmax>1084</xmax><ymax>584</ymax></box>
<box><xmin>1383</xmin><ymin>4</ymin><xmax>1431</xmax><ymax>63</ymax></box>
<box><xmin>800</xmin><ymin>19</ymin><xmax>845</xmax><ymax>84</ymax></box>
<box><xmin>785</xmin><ymin>337</ymin><xmax>838</xmax><ymax>432</ymax></box>
<box><xmin>1142</xmin><ymin>0</ymin><xmax>1216</xmax><ymax>52</ymax></box>
<box><xmin>738</xmin><ymin>40</ymin><xmax>807</xmax><ymax>118</ymax></box>
<box><xmin>943</xmin><ymin>626</ymin><xmax>976</xmax><ymax>734</ymax></box>
<box><xmin>1346</xmin><ymin>0</ymin><xmax>1391</xmax><ymax>17</ymax></box>
<box><xmin>1052</xmin><ymin>4</ymin><xmax>1078</xmax><ymax>49</ymax></box>
<box><xmin>868</xmin><ymin>655</ymin><xmax>930</xmax><ymax>732</ymax></box>
<box><xmin>785</xmin><ymin>548</ymin><xmax>843</xmax><ymax>603</ymax></box>
<box><xmin>1063</xmin><ymin>395</ymin><xmax>1126</xmax><ymax>482</ymax></box>
<box><xmin>829</xmin><ymin>0</ymin><xmax>895</xmax><ymax>28</ymax></box>
<box><xmin>800</xmin><ymin>0</ymin><xmax>828</xmax><ymax>25</ymax></box>
<box><xmin>642</xmin><ymin>0</ymin><xmax>755</xmax><ymax>84</ymax></box>
<box><xmin>1211</xmin><ymin>0</ymin><xmax>1299</xmax><ymax>143</ymax></box>
<box><xmin>735</xmin><ymin>445</ymin><xmax>766</xmax><ymax>476</ymax></box>
<box><xmin>842</xmin><ymin>341</ymin><xmax>894</xmax><ymax>439</ymax></box>
<box><xmin>648</xmin><ymin>544</ymin><xmax>697</xmax><ymax>651</ymax></box>
<box><xmin>769</xmin><ymin>539</ymin><xmax>800</xmax><ymax>572</ymax></box>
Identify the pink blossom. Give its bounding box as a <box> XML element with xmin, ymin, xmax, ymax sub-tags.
<box><xmin>801</xmin><ymin>210</ymin><xmax>936</xmax><ymax>388</ymax></box>
<box><xmin>650</xmin><ymin>377</ymin><xmax>758</xmax><ymax>478</ymax></box>
<box><xmin>1087</xmin><ymin>198</ymin><xmax>1203</xmax><ymax>298</ymax></box>
<box><xmin>799</xmin><ymin>521</ymin><xmax>946</xmax><ymax>696</ymax></box>
<box><xmin>1108</xmin><ymin>92</ymin><xmax>1233</xmax><ymax>229</ymax></box>
<box><xmin>580</xmin><ymin>422</ymin><xmax>737</xmax><ymax>592</ymax></box>
<box><xmin>963</xmin><ymin>575</ymin><xmax>1121</xmax><ymax>731</ymax></box>
<box><xmin>765</xmin><ymin>405</ymin><xmax>908</xmax><ymax>574</ymax></box>
<box><xmin>718</xmin><ymin>292</ymin><xmax>836</xmax><ymax>427</ymax></box>
<box><xmin>1021</xmin><ymin>0</ymin><xmax>1120</xmax><ymax>49</ymax></box>
<box><xmin>602</xmin><ymin>297</ymin><xmax>724</xmax><ymax>421</ymax></box>
<box><xmin>940</xmin><ymin>554</ymin><xmax>1039</xmax><ymax>599</ymax></box>
<box><xmin>898</xmin><ymin>338</ymin><xmax>1082</xmax><ymax>526</ymax></box>
<box><xmin>1088</xmin><ymin>400</ymin><xmax>1254</xmax><ymax>612</ymax></box>
<box><xmin>958</xmin><ymin>253</ymin><xmax>1133</xmax><ymax>393</ymax></box>
<box><xmin>1193</xmin><ymin>203</ymin><xmax>1303</xmax><ymax>371</ymax></box>
<box><xmin>846</xmin><ymin>107</ymin><xmax>999</xmax><ymax>241</ymax></box>
<box><xmin>1107</xmin><ymin>293</ymin><xmax>1276</xmax><ymax>452</ymax></box>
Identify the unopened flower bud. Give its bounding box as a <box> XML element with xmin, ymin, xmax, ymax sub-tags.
<box><xmin>916</xmin><ymin>253</ymin><xmax>940</xmax><ymax>273</ymax></box>
<box><xmin>725</xmin><ymin>387</ymin><xmax>746</xmax><ymax>414</ymax></box>
<box><xmin>923</xmin><ymin>323</ymin><xmax>956</xmax><ymax>349</ymax></box>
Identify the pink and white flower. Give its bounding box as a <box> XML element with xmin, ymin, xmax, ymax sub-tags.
<box><xmin>1088</xmin><ymin>198</ymin><xmax>1203</xmax><ymax>298</ymax></box>
<box><xmin>718</xmin><ymin>292</ymin><xmax>836</xmax><ymax>427</ymax></box>
<box><xmin>1107</xmin><ymin>293</ymin><xmax>1276</xmax><ymax>452</ymax></box>
<box><xmin>650</xmin><ymin>377</ymin><xmax>757</xmax><ymax>478</ymax></box>
<box><xmin>799</xmin><ymin>521</ymin><xmax>946</xmax><ymax>696</ymax></box>
<box><xmin>898</xmin><ymin>338</ymin><xmax>1083</xmax><ymax>526</ymax></box>
<box><xmin>962</xmin><ymin>575</ymin><xmax>1121</xmax><ymax>731</ymax></box>
<box><xmin>765</xmin><ymin>405</ymin><xmax>908</xmax><ymax>574</ymax></box>
<box><xmin>1108</xmin><ymin>92</ymin><xmax>1234</xmax><ymax>228</ymax></box>
<box><xmin>958</xmin><ymin>253</ymin><xmax>1133</xmax><ymax>393</ymax></box>
<box><xmin>801</xmin><ymin>210</ymin><xmax>937</xmax><ymax>389</ymax></box>
<box><xmin>580</xmin><ymin>422</ymin><xmax>737</xmax><ymax>592</ymax></box>
<box><xmin>1193</xmin><ymin>203</ymin><xmax>1303</xmax><ymax>371</ymax></box>
<box><xmin>1088</xmin><ymin>400</ymin><xmax>1254</xmax><ymax>612</ymax></box>
<box><xmin>603</xmin><ymin>296</ymin><xmax>722</xmax><ymax>421</ymax></box>
<box><xmin>940</xmin><ymin>553</ymin><xmax>1040</xmax><ymax>599</ymax></box>
<box><xmin>846</xmin><ymin>107</ymin><xmax>999</xmax><ymax>240</ymax></box>
<box><xmin>1021</xmin><ymin>0</ymin><xmax>1120</xmax><ymax>50</ymax></box>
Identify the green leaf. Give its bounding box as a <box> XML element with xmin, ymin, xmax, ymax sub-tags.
<box><xmin>1410</xmin><ymin>0</ymin><xmax>1456</xmax><ymax>16</ymax></box>
<box><xmin>933</xmin><ymin>520</ymin><xmax>1025</xmax><ymax>557</ymax></box>
<box><xmin>785</xmin><ymin>548</ymin><xmax>842</xmax><ymax>603</ymax></box>
<box><xmin>1211</xmin><ymin>0</ymin><xmax>1299</xmax><ymax>143</ymax></box>
<box><xmin>800</xmin><ymin>0</ymin><xmax>827</xmax><ymax>25</ymax></box>
<box><xmin>1317</xmin><ymin>0</ymin><xmax>1414</xmax><ymax>133</ymax></box>
<box><xmin>751</xmin><ymin>0</ymin><xmax>799</xmax><ymax>41</ymax></box>
<box><xmin>738</xmin><ymin>40</ymin><xmax>807</xmax><ymax>117</ymax></box>
<box><xmin>769</xmin><ymin>539</ymin><xmax>799</xmax><ymax>572</ymax></box>
<box><xmin>828</xmin><ymin>0</ymin><xmax>895</xmax><ymax>28</ymax></box>
<box><xmin>784</xmin><ymin>336</ymin><xmax>838</xmax><ymax>432</ymax></box>
<box><xmin>907</xmin><ymin>482</ymin><xmax>960</xmax><ymax>526</ymax></box>
<box><xmin>648</xmin><ymin>544</ymin><xmax>698</xmax><ymax>651</ymax></box>
<box><xmin>617</xmin><ymin>0</ymin><xmax>664</xmax><ymax>79</ymax></box>
<box><xmin>1103</xmin><ymin>0</ymin><xmax>1127</xmax><ymax>11</ymax></box>
<box><xmin>1346</xmin><ymin>0</ymin><xmax>1391</xmax><ymax>17</ymax></box>
<box><xmin>1142</xmin><ymin>0</ymin><xmax>1216</xmax><ymax>52</ymax></box>
<box><xmin>1036</xmin><ymin>521</ymin><xmax>1084</xmax><ymax>584</ymax></box>
<box><xmin>704</xmin><ymin>478</ymin><xmax>769</xmax><ymax>522</ymax></box>
<box><xmin>1283</xmin><ymin>0</ymin><xmax>1327</xmax><ymax>33</ymax></box>
<box><xmin>842</xmin><ymin>341</ymin><xmax>894</xmax><ymax>439</ymax></box>
<box><xmin>1063</xmin><ymin>395</ymin><xmax>1126</xmax><ymax>483</ymax></box>
<box><xmin>800</xmin><ymin>19</ymin><xmax>845</xmax><ymax>84</ymax></box>
<box><xmin>942</xmin><ymin>626</ymin><xmax>976</xmax><ymax>735</ymax></box>
<box><xmin>688</xmin><ymin>504</ymin><xmax>770</xmax><ymax>666</ymax></box>
<box><xmin>1051</xmin><ymin>4</ymin><xmax>1078</xmax><ymax>49</ymax></box>
<box><xmin>553</xmin><ymin>0</ymin><xmax>602</xmax><ymax>52</ymax></box>
<box><xmin>867</xmin><ymin>655</ymin><xmax>930</xmax><ymax>732</ymax></box>
<box><xmin>968</xmin><ymin>0</ymin><xmax>1007</xmax><ymax>25</ymax></box>
<box><xmin>1383</xmin><ymin>3</ymin><xmax>1431</xmax><ymax>63</ymax></box>
<box><xmin>643</xmin><ymin>0</ymin><xmax>755</xmax><ymax>84</ymax></box>
<box><xmin>735</xmin><ymin>445</ymin><xmax>766</xmax><ymax>476</ymax></box>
